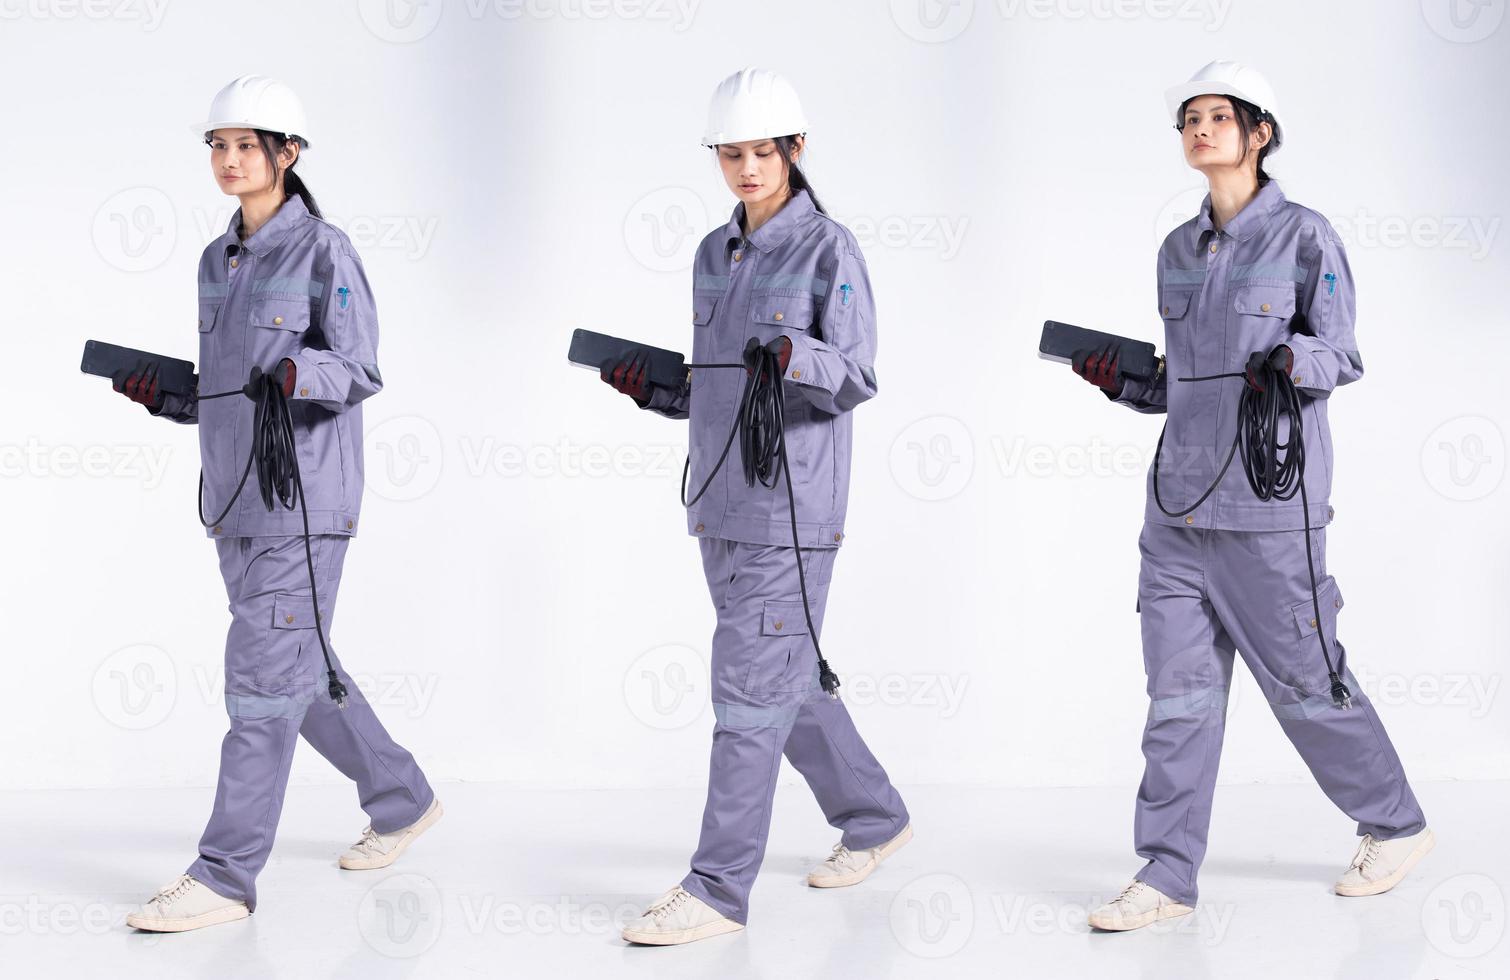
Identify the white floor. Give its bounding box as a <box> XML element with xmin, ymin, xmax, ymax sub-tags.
<box><xmin>2</xmin><ymin>780</ymin><xmax>1502</xmax><ymax>978</ymax></box>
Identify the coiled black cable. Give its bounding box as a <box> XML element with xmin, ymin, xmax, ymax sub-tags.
<box><xmin>198</xmin><ymin>372</ymin><xmax>349</xmax><ymax>708</ymax></box>
<box><xmin>1152</xmin><ymin>358</ymin><xmax>1351</xmax><ymax>709</ymax></box>
<box><xmin>681</xmin><ymin>340</ymin><xmax>841</xmax><ymax>698</ymax></box>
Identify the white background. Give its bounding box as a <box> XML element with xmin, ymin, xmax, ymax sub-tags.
<box><xmin>1</xmin><ymin>0</ymin><xmax>1505</xmax><ymax>806</ymax></box>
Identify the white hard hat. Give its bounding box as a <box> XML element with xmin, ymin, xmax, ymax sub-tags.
<box><xmin>196</xmin><ymin>74</ymin><xmax>311</xmax><ymax>147</ymax></box>
<box><xmin>701</xmin><ymin>67</ymin><xmax>808</xmax><ymax>147</ymax></box>
<box><xmin>1164</xmin><ymin>60</ymin><xmax>1280</xmax><ymax>141</ymax></box>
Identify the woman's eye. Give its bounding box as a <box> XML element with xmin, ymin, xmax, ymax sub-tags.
<box><xmin>756</xmin><ymin>152</ymin><xmax>771</xmax><ymax>158</ymax></box>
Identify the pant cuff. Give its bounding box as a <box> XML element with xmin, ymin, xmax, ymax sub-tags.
<box><xmin>678</xmin><ymin>872</ymin><xmax>747</xmax><ymax>925</ymax></box>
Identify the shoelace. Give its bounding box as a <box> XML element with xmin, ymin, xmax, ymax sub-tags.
<box><xmin>648</xmin><ymin>889</ymin><xmax>689</xmax><ymax>919</ymax></box>
<box><xmin>825</xmin><ymin>843</ymin><xmax>854</xmax><ymax>868</ymax></box>
<box><xmin>352</xmin><ymin>826</ymin><xmax>385</xmax><ymax>853</ymax></box>
<box><xmin>154</xmin><ymin>875</ymin><xmax>195</xmax><ymax>906</ymax></box>
<box><xmin>1350</xmin><ymin>836</ymin><xmax>1382</xmax><ymax>872</ymax></box>
<box><xmin>1113</xmin><ymin>881</ymin><xmax>1147</xmax><ymax>906</ymax></box>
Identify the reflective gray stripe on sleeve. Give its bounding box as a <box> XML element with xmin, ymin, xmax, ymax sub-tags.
<box><xmin>253</xmin><ymin>277</ymin><xmax>325</xmax><ymax>298</ymax></box>
<box><xmin>754</xmin><ymin>273</ymin><xmax>830</xmax><ymax>296</ymax></box>
<box><xmin>713</xmin><ymin>701</ymin><xmax>801</xmax><ymax>730</ymax></box>
<box><xmin>1232</xmin><ymin>262</ymin><xmax>1307</xmax><ymax>283</ymax></box>
<box><xmin>1149</xmin><ymin>686</ymin><xmax>1227</xmax><ymax>721</ymax></box>
<box><xmin>199</xmin><ymin>282</ymin><xmax>229</xmax><ymax>300</ymax></box>
<box><xmin>695</xmin><ymin>274</ymin><xmax>730</xmax><ymax>291</ymax></box>
<box><xmin>1163</xmin><ymin>268</ymin><xmax>1207</xmax><ymax>285</ymax></box>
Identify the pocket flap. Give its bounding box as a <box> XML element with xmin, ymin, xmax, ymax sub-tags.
<box><xmin>751</xmin><ymin>296</ymin><xmax>814</xmax><ymax>327</ymax></box>
<box><xmin>198</xmin><ymin>303</ymin><xmax>220</xmax><ymax>333</ymax></box>
<box><xmin>1234</xmin><ymin>286</ymin><xmax>1297</xmax><ymax>319</ymax></box>
<box><xmin>692</xmin><ymin>294</ymin><xmax>718</xmax><ymax>326</ymax></box>
<box><xmin>1291</xmin><ymin>581</ymin><xmax>1343</xmax><ymax>637</ymax></box>
<box><xmin>251</xmin><ymin>299</ymin><xmax>312</xmax><ymax>332</ymax></box>
<box><xmin>1160</xmin><ymin>291</ymin><xmax>1192</xmax><ymax>319</ymax></box>
<box><xmin>761</xmin><ymin>599</ymin><xmax>810</xmax><ymax>637</ymax></box>
<box><xmin>273</xmin><ymin>591</ymin><xmax>327</xmax><ymax>630</ymax></box>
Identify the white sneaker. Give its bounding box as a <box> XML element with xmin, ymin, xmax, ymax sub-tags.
<box><xmin>125</xmin><ymin>874</ymin><xmax>249</xmax><ymax>933</ymax></box>
<box><xmin>807</xmin><ymin>824</ymin><xmax>914</xmax><ymax>888</ymax></box>
<box><xmin>339</xmin><ymin>798</ymin><xmax>444</xmax><ymax>871</ymax></box>
<box><xmin>1088</xmin><ymin>879</ymin><xmax>1194</xmax><ymax>932</ymax></box>
<box><xmin>621</xmin><ymin>886</ymin><xmax>744</xmax><ymax>946</ymax></box>
<box><xmin>1334</xmin><ymin>827</ymin><xmax>1435</xmax><ymax>897</ymax></box>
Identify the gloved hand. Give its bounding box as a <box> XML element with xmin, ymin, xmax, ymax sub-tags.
<box><xmin>1072</xmin><ymin>345</ymin><xmax>1123</xmax><ymax>395</ymax></box>
<box><xmin>601</xmin><ymin>350</ymin><xmax>654</xmax><ymax>405</ymax></box>
<box><xmin>1244</xmin><ymin>345</ymin><xmax>1293</xmax><ymax>392</ymax></box>
<box><xmin>112</xmin><ymin>359</ymin><xmax>163</xmax><ymax>410</ymax></box>
<box><xmin>742</xmin><ymin>336</ymin><xmax>793</xmax><ymax>380</ymax></box>
<box><xmin>243</xmin><ymin>359</ymin><xmax>297</xmax><ymax>401</ymax></box>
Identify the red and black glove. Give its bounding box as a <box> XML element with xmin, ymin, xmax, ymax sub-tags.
<box><xmin>1072</xmin><ymin>345</ymin><xmax>1123</xmax><ymax>395</ymax></box>
<box><xmin>243</xmin><ymin>359</ymin><xmax>297</xmax><ymax>401</ymax></box>
<box><xmin>1244</xmin><ymin>345</ymin><xmax>1293</xmax><ymax>392</ymax></box>
<box><xmin>742</xmin><ymin>336</ymin><xmax>793</xmax><ymax>381</ymax></box>
<box><xmin>601</xmin><ymin>350</ymin><xmax>654</xmax><ymax>405</ymax></box>
<box><xmin>112</xmin><ymin>359</ymin><xmax>163</xmax><ymax>410</ymax></box>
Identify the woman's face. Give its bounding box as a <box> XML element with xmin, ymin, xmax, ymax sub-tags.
<box><xmin>208</xmin><ymin>128</ymin><xmax>294</xmax><ymax>197</ymax></box>
<box><xmin>716</xmin><ymin>136</ymin><xmax>802</xmax><ymax>207</ymax></box>
<box><xmin>1179</xmin><ymin>94</ymin><xmax>1270</xmax><ymax>175</ymax></box>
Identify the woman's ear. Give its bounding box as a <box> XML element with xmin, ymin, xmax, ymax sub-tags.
<box><xmin>1251</xmin><ymin>120</ymin><xmax>1273</xmax><ymax>151</ymax></box>
<box><xmin>789</xmin><ymin>133</ymin><xmax>805</xmax><ymax>164</ymax></box>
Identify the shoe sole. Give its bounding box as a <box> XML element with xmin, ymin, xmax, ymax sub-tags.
<box><xmin>126</xmin><ymin>904</ymin><xmax>249</xmax><ymax>933</ymax></box>
<box><xmin>340</xmin><ymin>798</ymin><xmax>445</xmax><ymax>871</ymax></box>
<box><xmin>621</xmin><ymin>918</ymin><xmax>745</xmax><ymax>946</ymax></box>
<box><xmin>1334</xmin><ymin>828</ymin><xmax>1436</xmax><ymax>897</ymax></box>
<box><xmin>808</xmin><ymin>824</ymin><xmax>914</xmax><ymax>888</ymax></box>
<box><xmin>1088</xmin><ymin>902</ymin><xmax>1194</xmax><ymax>932</ymax></box>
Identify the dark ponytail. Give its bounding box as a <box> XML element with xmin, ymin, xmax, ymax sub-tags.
<box><xmin>773</xmin><ymin>134</ymin><xmax>826</xmax><ymax>215</ymax></box>
<box><xmin>255</xmin><ymin>129</ymin><xmax>322</xmax><ymax>218</ymax></box>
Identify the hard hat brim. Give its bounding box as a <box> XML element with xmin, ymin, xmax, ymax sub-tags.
<box><xmin>1163</xmin><ymin>81</ymin><xmax>1274</xmax><ymax>126</ymax></box>
<box><xmin>195</xmin><ymin>121</ymin><xmax>310</xmax><ymax>148</ymax></box>
<box><xmin>700</xmin><ymin>125</ymin><xmax>808</xmax><ymax>148</ymax></box>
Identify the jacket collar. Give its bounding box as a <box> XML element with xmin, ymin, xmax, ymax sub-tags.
<box><xmin>722</xmin><ymin>188</ymin><xmax>816</xmax><ymax>253</ymax></box>
<box><xmin>1194</xmin><ymin>179</ymin><xmax>1285</xmax><ymax>247</ymax></box>
<box><xmin>222</xmin><ymin>194</ymin><xmax>311</xmax><ymax>258</ymax></box>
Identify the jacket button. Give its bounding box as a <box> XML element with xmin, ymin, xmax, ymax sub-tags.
<box><xmin>1260</xmin><ymin>303</ymin><xmax>1271</xmax><ymax>313</ymax></box>
<box><xmin>1309</xmin><ymin>617</ymin><xmax>1318</xmax><ymax>628</ymax></box>
<box><xmin>300</xmin><ymin>387</ymin><xmax>310</xmax><ymax>396</ymax></box>
<box><xmin>792</xmin><ymin>369</ymin><xmax>801</xmax><ymax>379</ymax></box>
<box><xmin>1162</xmin><ymin>305</ymin><xmax>1170</xmax><ymax>315</ymax></box>
<box><xmin>695</xmin><ymin>523</ymin><xmax>704</xmax><ymax>532</ymax></box>
<box><xmin>285</xmin><ymin>614</ymin><xmax>295</xmax><ymax>624</ymax></box>
<box><xmin>1293</xmin><ymin>376</ymin><xmax>1302</xmax><ymax>384</ymax></box>
<box><xmin>273</xmin><ymin>315</ymin><xmax>284</xmax><ymax>325</ymax></box>
<box><xmin>834</xmin><ymin>532</ymin><xmax>843</xmax><ymax>542</ymax></box>
<box><xmin>692</xmin><ymin>311</ymin><xmax>698</xmax><ymax>321</ymax></box>
<box><xmin>1334</xmin><ymin>598</ymin><xmax>1341</xmax><ymax>608</ymax></box>
<box><xmin>774</xmin><ymin>312</ymin><xmax>784</xmax><ymax>321</ymax></box>
<box><xmin>346</xmin><ymin>520</ymin><xmax>354</xmax><ymax>529</ymax></box>
<box><xmin>734</xmin><ymin>252</ymin><xmax>742</xmax><ymax>262</ymax></box>
<box><xmin>230</xmin><ymin>258</ymin><xmax>238</xmax><ymax>268</ymax></box>
<box><xmin>1209</xmin><ymin>243</ymin><xmax>1218</xmax><ymax>253</ymax></box>
<box><xmin>212</xmin><ymin>525</ymin><xmax>222</xmax><ymax>534</ymax></box>
<box><xmin>1185</xmin><ymin>516</ymin><xmax>1194</xmax><ymax>525</ymax></box>
<box><xmin>773</xmin><ymin>620</ymin><xmax>784</xmax><ymax>631</ymax></box>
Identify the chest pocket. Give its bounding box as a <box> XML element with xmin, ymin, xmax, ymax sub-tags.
<box><xmin>692</xmin><ymin>293</ymin><xmax>718</xmax><ymax>327</ymax></box>
<box><xmin>1160</xmin><ymin>291</ymin><xmax>1193</xmax><ymax>320</ymax></box>
<box><xmin>250</xmin><ymin>298</ymin><xmax>313</xmax><ymax>333</ymax></box>
<box><xmin>751</xmin><ymin>294</ymin><xmax>817</xmax><ymax>334</ymax></box>
<box><xmin>1233</xmin><ymin>285</ymin><xmax>1297</xmax><ymax>320</ymax></box>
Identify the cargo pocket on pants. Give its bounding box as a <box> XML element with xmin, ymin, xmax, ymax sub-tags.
<box><xmin>255</xmin><ymin>590</ymin><xmax>327</xmax><ymax>693</ymax></box>
<box><xmin>741</xmin><ymin>597</ymin><xmax>817</xmax><ymax>695</ymax></box>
